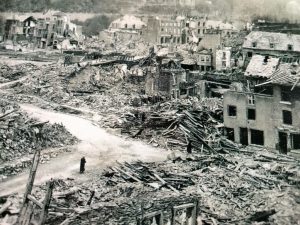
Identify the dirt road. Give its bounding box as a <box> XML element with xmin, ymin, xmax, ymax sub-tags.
<box><xmin>0</xmin><ymin>104</ymin><xmax>168</xmax><ymax>195</ymax></box>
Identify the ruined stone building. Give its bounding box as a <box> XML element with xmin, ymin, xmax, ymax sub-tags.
<box><xmin>242</xmin><ymin>31</ymin><xmax>300</xmax><ymax>64</ymax></box>
<box><xmin>215</xmin><ymin>47</ymin><xmax>232</xmax><ymax>71</ymax></box>
<box><xmin>158</xmin><ymin>17</ymin><xmax>187</xmax><ymax>46</ymax></box>
<box><xmin>145</xmin><ymin>59</ymin><xmax>187</xmax><ymax>99</ymax></box>
<box><xmin>4</xmin><ymin>16</ymin><xmax>26</xmax><ymax>41</ymax></box>
<box><xmin>106</xmin><ymin>15</ymin><xmax>146</xmax><ymax>41</ymax></box>
<box><xmin>3</xmin><ymin>11</ymin><xmax>82</xmax><ymax>49</ymax></box>
<box><xmin>195</xmin><ymin>49</ymin><xmax>213</xmax><ymax>72</ymax></box>
<box><xmin>204</xmin><ymin>20</ymin><xmax>238</xmax><ymax>37</ymax></box>
<box><xmin>224</xmin><ymin>63</ymin><xmax>300</xmax><ymax>154</ymax></box>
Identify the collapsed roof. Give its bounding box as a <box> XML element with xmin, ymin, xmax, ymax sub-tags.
<box><xmin>245</xmin><ymin>55</ymin><xmax>280</xmax><ymax>78</ymax></box>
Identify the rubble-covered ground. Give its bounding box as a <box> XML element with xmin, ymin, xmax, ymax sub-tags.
<box><xmin>0</xmin><ymin>99</ymin><xmax>78</xmax><ymax>180</ymax></box>
<box><xmin>1</xmin><ymin>149</ymin><xmax>299</xmax><ymax>225</ymax></box>
<box><xmin>0</xmin><ymin>53</ymin><xmax>299</xmax><ymax>225</ymax></box>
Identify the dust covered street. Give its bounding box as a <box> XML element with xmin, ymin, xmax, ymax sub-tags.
<box><xmin>0</xmin><ymin>104</ymin><xmax>167</xmax><ymax>196</ymax></box>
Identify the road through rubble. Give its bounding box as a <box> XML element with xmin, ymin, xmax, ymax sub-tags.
<box><xmin>0</xmin><ymin>104</ymin><xmax>168</xmax><ymax>196</ymax></box>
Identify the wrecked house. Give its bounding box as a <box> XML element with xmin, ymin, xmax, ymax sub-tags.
<box><xmin>158</xmin><ymin>17</ymin><xmax>187</xmax><ymax>46</ymax></box>
<box><xmin>242</xmin><ymin>31</ymin><xmax>300</xmax><ymax>65</ymax></box>
<box><xmin>145</xmin><ymin>59</ymin><xmax>188</xmax><ymax>99</ymax></box>
<box><xmin>204</xmin><ymin>20</ymin><xmax>238</xmax><ymax>37</ymax></box>
<box><xmin>215</xmin><ymin>47</ymin><xmax>232</xmax><ymax>71</ymax></box>
<box><xmin>195</xmin><ymin>49</ymin><xmax>213</xmax><ymax>72</ymax></box>
<box><xmin>4</xmin><ymin>16</ymin><xmax>25</xmax><ymax>41</ymax></box>
<box><xmin>3</xmin><ymin>11</ymin><xmax>82</xmax><ymax>49</ymax></box>
<box><xmin>224</xmin><ymin>63</ymin><xmax>300</xmax><ymax>155</ymax></box>
<box><xmin>106</xmin><ymin>15</ymin><xmax>146</xmax><ymax>41</ymax></box>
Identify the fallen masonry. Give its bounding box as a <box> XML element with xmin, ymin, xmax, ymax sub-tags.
<box><xmin>0</xmin><ymin>99</ymin><xmax>78</xmax><ymax>179</ymax></box>
<box><xmin>0</xmin><ymin>149</ymin><xmax>299</xmax><ymax>225</ymax></box>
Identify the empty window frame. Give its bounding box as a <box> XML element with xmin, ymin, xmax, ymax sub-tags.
<box><xmin>226</xmin><ymin>128</ymin><xmax>235</xmax><ymax>141</ymax></box>
<box><xmin>288</xmin><ymin>44</ymin><xmax>293</xmax><ymax>51</ymax></box>
<box><xmin>247</xmin><ymin>108</ymin><xmax>256</xmax><ymax>120</ymax></box>
<box><xmin>283</xmin><ymin>110</ymin><xmax>292</xmax><ymax>125</ymax></box>
<box><xmin>248</xmin><ymin>95</ymin><xmax>255</xmax><ymax>105</ymax></box>
<box><xmin>228</xmin><ymin>105</ymin><xmax>237</xmax><ymax>117</ymax></box>
<box><xmin>281</xmin><ymin>87</ymin><xmax>291</xmax><ymax>102</ymax></box>
<box><xmin>250</xmin><ymin>129</ymin><xmax>264</xmax><ymax>146</ymax></box>
<box><xmin>292</xmin><ymin>134</ymin><xmax>300</xmax><ymax>149</ymax></box>
<box><xmin>252</xmin><ymin>42</ymin><xmax>257</xmax><ymax>47</ymax></box>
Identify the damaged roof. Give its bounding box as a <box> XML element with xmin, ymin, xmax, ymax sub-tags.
<box><xmin>243</xmin><ymin>31</ymin><xmax>300</xmax><ymax>52</ymax></box>
<box><xmin>269</xmin><ymin>63</ymin><xmax>300</xmax><ymax>87</ymax></box>
<box><xmin>245</xmin><ymin>55</ymin><xmax>280</xmax><ymax>78</ymax></box>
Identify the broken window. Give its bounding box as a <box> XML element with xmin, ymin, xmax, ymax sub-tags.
<box><xmin>228</xmin><ymin>105</ymin><xmax>237</xmax><ymax>117</ymax></box>
<box><xmin>247</xmin><ymin>108</ymin><xmax>256</xmax><ymax>120</ymax></box>
<box><xmin>226</xmin><ymin>128</ymin><xmax>235</xmax><ymax>141</ymax></box>
<box><xmin>252</xmin><ymin>42</ymin><xmax>257</xmax><ymax>48</ymax></box>
<box><xmin>283</xmin><ymin>110</ymin><xmax>292</xmax><ymax>125</ymax></box>
<box><xmin>251</xmin><ymin>129</ymin><xmax>264</xmax><ymax>145</ymax></box>
<box><xmin>222</xmin><ymin>52</ymin><xmax>226</xmax><ymax>59</ymax></box>
<box><xmin>222</xmin><ymin>61</ymin><xmax>226</xmax><ymax>67</ymax></box>
<box><xmin>240</xmin><ymin>128</ymin><xmax>248</xmax><ymax>145</ymax></box>
<box><xmin>270</xmin><ymin>43</ymin><xmax>274</xmax><ymax>48</ymax></box>
<box><xmin>281</xmin><ymin>87</ymin><xmax>291</xmax><ymax>102</ymax></box>
<box><xmin>247</xmin><ymin>52</ymin><xmax>253</xmax><ymax>57</ymax></box>
<box><xmin>248</xmin><ymin>95</ymin><xmax>255</xmax><ymax>105</ymax></box>
<box><xmin>288</xmin><ymin>44</ymin><xmax>293</xmax><ymax>51</ymax></box>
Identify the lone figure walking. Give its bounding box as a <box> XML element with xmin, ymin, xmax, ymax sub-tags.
<box><xmin>80</xmin><ymin>157</ymin><xmax>86</xmax><ymax>173</ymax></box>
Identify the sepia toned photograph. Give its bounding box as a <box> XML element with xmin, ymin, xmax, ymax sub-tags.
<box><xmin>0</xmin><ymin>0</ymin><xmax>299</xmax><ymax>224</ymax></box>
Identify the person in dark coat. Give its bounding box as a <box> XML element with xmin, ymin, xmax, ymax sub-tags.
<box><xmin>187</xmin><ymin>140</ymin><xmax>192</xmax><ymax>154</ymax></box>
<box><xmin>80</xmin><ymin>157</ymin><xmax>86</xmax><ymax>173</ymax></box>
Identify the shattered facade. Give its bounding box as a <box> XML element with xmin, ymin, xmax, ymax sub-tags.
<box><xmin>224</xmin><ymin>63</ymin><xmax>300</xmax><ymax>154</ymax></box>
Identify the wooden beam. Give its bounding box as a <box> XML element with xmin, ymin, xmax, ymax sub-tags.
<box><xmin>27</xmin><ymin>194</ymin><xmax>43</xmax><ymax>209</ymax></box>
<box><xmin>38</xmin><ymin>180</ymin><xmax>54</xmax><ymax>225</ymax></box>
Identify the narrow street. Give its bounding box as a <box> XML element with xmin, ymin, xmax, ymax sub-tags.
<box><xmin>0</xmin><ymin>104</ymin><xmax>168</xmax><ymax>196</ymax></box>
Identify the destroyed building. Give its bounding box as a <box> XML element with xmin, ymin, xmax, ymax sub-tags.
<box><xmin>145</xmin><ymin>58</ymin><xmax>189</xmax><ymax>99</ymax></box>
<box><xmin>105</xmin><ymin>15</ymin><xmax>146</xmax><ymax>41</ymax></box>
<box><xmin>204</xmin><ymin>20</ymin><xmax>238</xmax><ymax>37</ymax></box>
<box><xmin>158</xmin><ymin>17</ymin><xmax>187</xmax><ymax>46</ymax></box>
<box><xmin>242</xmin><ymin>31</ymin><xmax>300</xmax><ymax>64</ymax></box>
<box><xmin>215</xmin><ymin>47</ymin><xmax>232</xmax><ymax>71</ymax></box>
<box><xmin>3</xmin><ymin>11</ymin><xmax>82</xmax><ymax>49</ymax></box>
<box><xmin>224</xmin><ymin>63</ymin><xmax>300</xmax><ymax>155</ymax></box>
<box><xmin>195</xmin><ymin>49</ymin><xmax>213</xmax><ymax>72</ymax></box>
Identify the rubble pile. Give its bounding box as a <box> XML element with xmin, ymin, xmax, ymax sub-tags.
<box><xmin>0</xmin><ymin>63</ymin><xmax>38</xmax><ymax>83</ymax></box>
<box><xmin>1</xmin><ymin>148</ymin><xmax>299</xmax><ymax>225</ymax></box>
<box><xmin>123</xmin><ymin>97</ymin><xmax>227</xmax><ymax>152</ymax></box>
<box><xmin>0</xmin><ymin>99</ymin><xmax>77</xmax><ymax>163</ymax></box>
